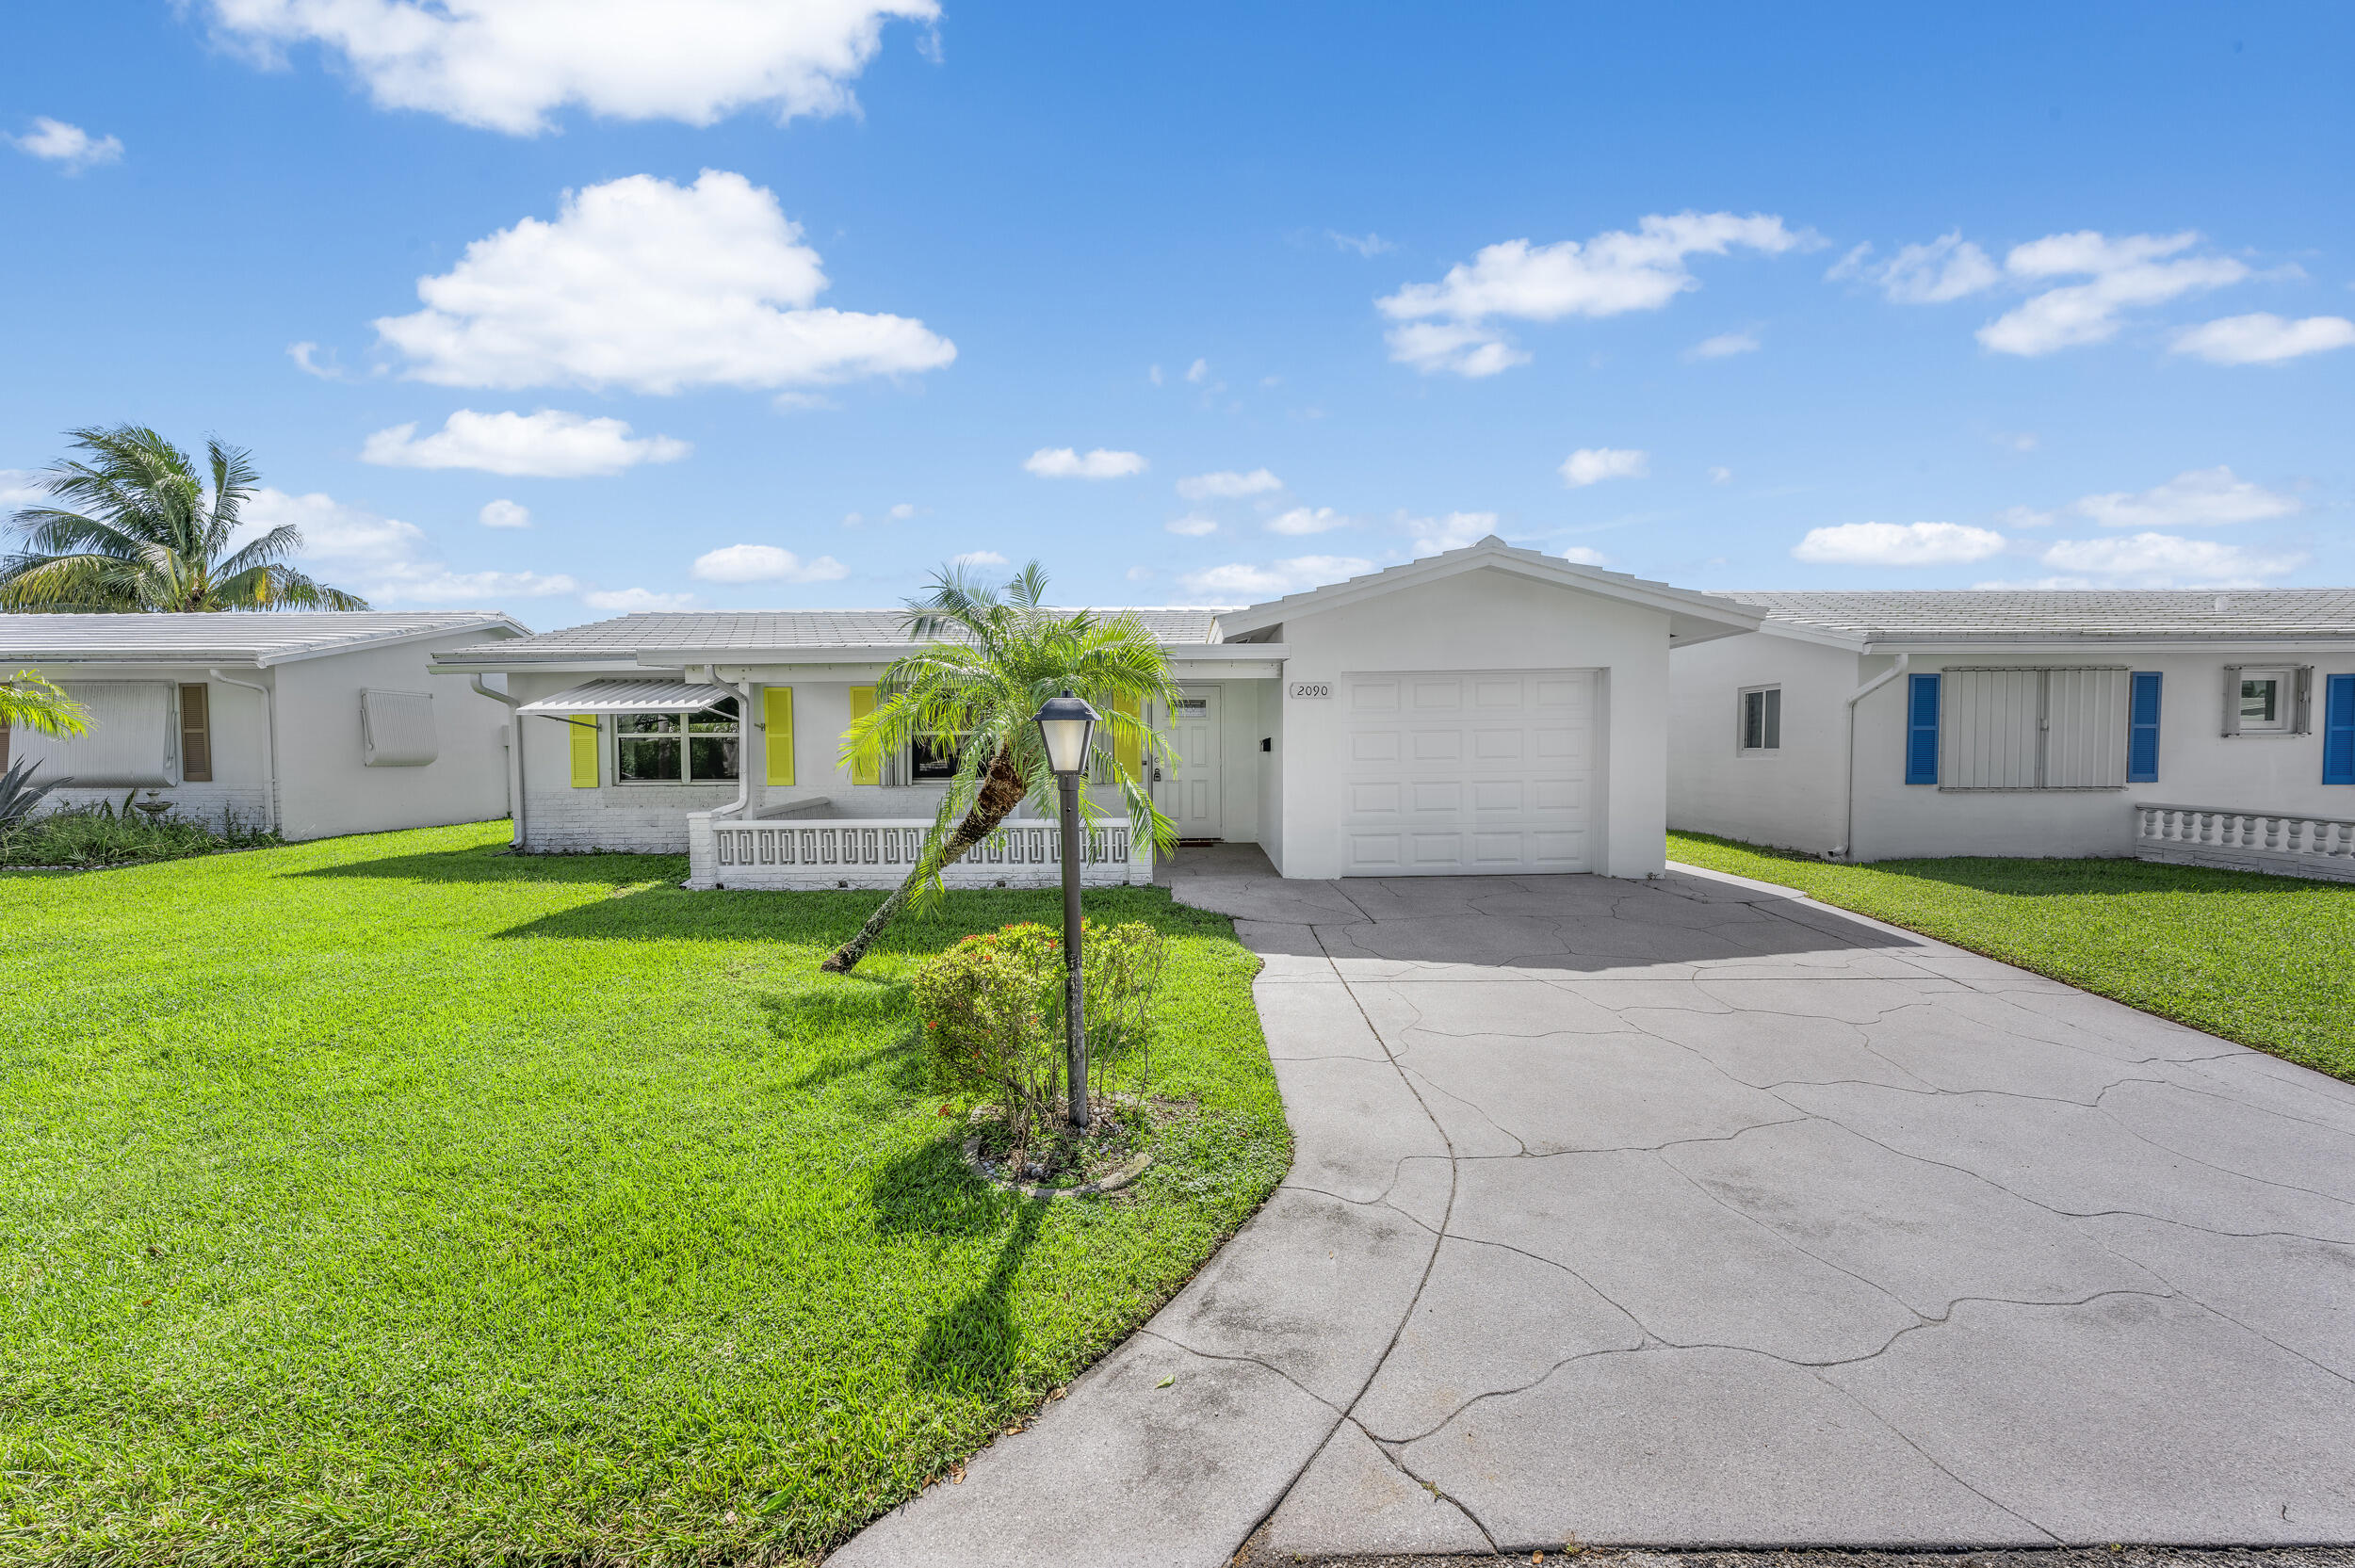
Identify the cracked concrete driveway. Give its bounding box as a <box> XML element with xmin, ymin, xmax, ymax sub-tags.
<box><xmin>830</xmin><ymin>848</ymin><xmax>2355</xmax><ymax>1566</ymax></box>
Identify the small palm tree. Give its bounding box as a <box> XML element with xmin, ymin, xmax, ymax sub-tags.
<box><xmin>821</xmin><ymin>561</ymin><xmax>1180</xmax><ymax>973</ymax></box>
<box><xmin>1</xmin><ymin>425</ymin><xmax>367</xmax><ymax>612</ymax></box>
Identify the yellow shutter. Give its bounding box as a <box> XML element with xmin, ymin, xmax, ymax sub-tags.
<box><xmin>763</xmin><ymin>687</ymin><xmax>795</xmax><ymax>786</ymax></box>
<box><xmin>848</xmin><ymin>686</ymin><xmax>879</xmax><ymax>786</ymax></box>
<box><xmin>568</xmin><ymin>715</ymin><xmax>598</xmax><ymax>787</ymax></box>
<box><xmin>1113</xmin><ymin>693</ymin><xmax>1142</xmax><ymax>780</ymax></box>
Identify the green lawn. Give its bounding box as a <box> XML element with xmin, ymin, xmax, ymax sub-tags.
<box><xmin>1668</xmin><ymin>832</ymin><xmax>2355</xmax><ymax>1084</ymax></box>
<box><xmin>0</xmin><ymin>823</ymin><xmax>1289</xmax><ymax>1566</ymax></box>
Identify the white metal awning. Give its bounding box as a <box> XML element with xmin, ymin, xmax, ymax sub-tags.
<box><xmin>515</xmin><ymin>678</ymin><xmax>735</xmax><ymax>717</ymax></box>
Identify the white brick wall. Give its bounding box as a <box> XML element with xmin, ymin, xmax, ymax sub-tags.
<box><xmin>39</xmin><ymin>783</ymin><xmax>273</xmax><ymax>835</ymax></box>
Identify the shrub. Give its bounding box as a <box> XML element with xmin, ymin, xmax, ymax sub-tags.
<box><xmin>0</xmin><ymin>793</ymin><xmax>280</xmax><ymax>868</ymax></box>
<box><xmin>910</xmin><ymin>918</ymin><xmax>1169</xmax><ymax>1140</ymax></box>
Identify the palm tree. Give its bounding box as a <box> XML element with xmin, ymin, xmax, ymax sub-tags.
<box><xmin>2</xmin><ymin>669</ymin><xmax>87</xmax><ymax>738</ymax></box>
<box><xmin>0</xmin><ymin>425</ymin><xmax>366</xmax><ymax>612</ymax></box>
<box><xmin>820</xmin><ymin>561</ymin><xmax>1180</xmax><ymax>974</ymax></box>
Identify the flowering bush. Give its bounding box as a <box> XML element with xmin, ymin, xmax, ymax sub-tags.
<box><xmin>911</xmin><ymin>919</ymin><xmax>1168</xmax><ymax>1140</ymax></box>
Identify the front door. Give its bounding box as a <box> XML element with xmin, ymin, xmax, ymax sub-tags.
<box><xmin>1158</xmin><ymin>688</ymin><xmax>1223</xmax><ymax>840</ymax></box>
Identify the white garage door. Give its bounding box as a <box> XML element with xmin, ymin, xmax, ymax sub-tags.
<box><xmin>1340</xmin><ymin>669</ymin><xmax>1595</xmax><ymax>874</ymax></box>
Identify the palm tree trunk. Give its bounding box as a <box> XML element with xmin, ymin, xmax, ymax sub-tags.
<box><xmin>820</xmin><ymin>749</ymin><xmax>1032</xmax><ymax>973</ymax></box>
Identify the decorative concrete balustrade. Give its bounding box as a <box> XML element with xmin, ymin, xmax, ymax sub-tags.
<box><xmin>686</xmin><ymin>809</ymin><xmax>1147</xmax><ymax>891</ymax></box>
<box><xmin>2133</xmin><ymin>800</ymin><xmax>2355</xmax><ymax>882</ymax></box>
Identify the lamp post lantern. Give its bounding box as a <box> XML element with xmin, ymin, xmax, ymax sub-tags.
<box><xmin>1034</xmin><ymin>689</ymin><xmax>1100</xmax><ymax>1129</ymax></box>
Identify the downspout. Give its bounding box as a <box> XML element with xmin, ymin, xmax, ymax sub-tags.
<box><xmin>208</xmin><ymin>668</ymin><xmax>278</xmax><ymax>836</ymax></box>
<box><xmin>469</xmin><ymin>674</ymin><xmax>527</xmax><ymax>849</ymax></box>
<box><xmin>1836</xmin><ymin>653</ymin><xmax>1908</xmax><ymax>862</ymax></box>
<box><xmin>716</xmin><ymin>672</ymin><xmax>756</xmax><ymax>821</ymax></box>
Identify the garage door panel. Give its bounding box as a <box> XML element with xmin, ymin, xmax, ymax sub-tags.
<box><xmin>1342</xmin><ymin>667</ymin><xmax>1596</xmax><ymax>876</ymax></box>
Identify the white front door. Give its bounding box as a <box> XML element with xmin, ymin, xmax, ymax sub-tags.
<box><xmin>1158</xmin><ymin>688</ymin><xmax>1223</xmax><ymax>840</ymax></box>
<box><xmin>1340</xmin><ymin>668</ymin><xmax>1595</xmax><ymax>874</ymax></box>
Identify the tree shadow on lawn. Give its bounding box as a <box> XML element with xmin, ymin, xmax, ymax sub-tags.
<box><xmin>870</xmin><ymin>1134</ymin><xmax>1054</xmax><ymax>1395</ymax></box>
<box><xmin>294</xmin><ymin>844</ymin><xmax>690</xmax><ymax>886</ymax></box>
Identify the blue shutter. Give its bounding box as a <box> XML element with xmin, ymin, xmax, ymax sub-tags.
<box><xmin>2127</xmin><ymin>671</ymin><xmax>2162</xmax><ymax>784</ymax></box>
<box><xmin>1905</xmin><ymin>672</ymin><xmax>1941</xmax><ymax>785</ymax></box>
<box><xmin>2324</xmin><ymin>673</ymin><xmax>2355</xmax><ymax>786</ymax></box>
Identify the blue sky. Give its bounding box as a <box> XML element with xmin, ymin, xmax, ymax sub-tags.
<box><xmin>4</xmin><ymin>2</ymin><xmax>2350</xmax><ymax>626</ymax></box>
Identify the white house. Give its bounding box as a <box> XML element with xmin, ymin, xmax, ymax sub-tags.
<box><xmin>4</xmin><ymin>612</ymin><xmax>528</xmax><ymax>840</ymax></box>
<box><xmin>1668</xmin><ymin>590</ymin><xmax>2355</xmax><ymax>881</ymax></box>
<box><xmin>427</xmin><ymin>537</ymin><xmax>1762</xmax><ymax>888</ymax></box>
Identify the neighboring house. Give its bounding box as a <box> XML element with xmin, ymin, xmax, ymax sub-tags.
<box><xmin>3</xmin><ymin>612</ymin><xmax>528</xmax><ymax>840</ymax></box>
<box><xmin>429</xmin><ymin>536</ymin><xmax>1761</xmax><ymax>888</ymax></box>
<box><xmin>1669</xmin><ymin>590</ymin><xmax>2355</xmax><ymax>881</ymax></box>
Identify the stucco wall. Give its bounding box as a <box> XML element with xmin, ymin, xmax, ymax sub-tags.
<box><xmin>1667</xmin><ymin>632</ymin><xmax>1857</xmax><ymax>854</ymax></box>
<box><xmin>20</xmin><ymin>666</ymin><xmax>274</xmax><ymax>832</ymax></box>
<box><xmin>1674</xmin><ymin>635</ymin><xmax>2355</xmax><ymax>862</ymax></box>
<box><xmin>272</xmin><ymin>630</ymin><xmax>515</xmax><ymax>840</ymax></box>
<box><xmin>1269</xmin><ymin>565</ymin><xmax>1672</xmax><ymax>879</ymax></box>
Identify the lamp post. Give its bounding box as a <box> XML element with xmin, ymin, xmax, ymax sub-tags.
<box><xmin>1034</xmin><ymin>689</ymin><xmax>1101</xmax><ymax>1130</ymax></box>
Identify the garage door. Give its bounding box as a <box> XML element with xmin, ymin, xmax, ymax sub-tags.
<box><xmin>1340</xmin><ymin>669</ymin><xmax>1595</xmax><ymax>874</ymax></box>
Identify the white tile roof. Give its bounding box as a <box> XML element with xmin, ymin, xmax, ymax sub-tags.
<box><xmin>1727</xmin><ymin>590</ymin><xmax>2355</xmax><ymax>644</ymax></box>
<box><xmin>445</xmin><ymin>607</ymin><xmax>1231</xmax><ymax>662</ymax></box>
<box><xmin>1</xmin><ymin>611</ymin><xmax>526</xmax><ymax>666</ymax></box>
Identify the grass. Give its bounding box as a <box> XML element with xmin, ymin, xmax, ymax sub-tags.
<box><xmin>1668</xmin><ymin>831</ymin><xmax>2355</xmax><ymax>1084</ymax></box>
<box><xmin>0</xmin><ymin>822</ymin><xmax>1290</xmax><ymax>1566</ymax></box>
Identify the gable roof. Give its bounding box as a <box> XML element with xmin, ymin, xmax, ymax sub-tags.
<box><xmin>1213</xmin><ymin>535</ymin><xmax>1762</xmax><ymax>643</ymax></box>
<box><xmin>439</xmin><ymin>607</ymin><xmax>1229</xmax><ymax>665</ymax></box>
<box><xmin>1726</xmin><ymin>590</ymin><xmax>2355</xmax><ymax>648</ymax></box>
<box><xmin>1</xmin><ymin>611</ymin><xmax>528</xmax><ymax>667</ymax></box>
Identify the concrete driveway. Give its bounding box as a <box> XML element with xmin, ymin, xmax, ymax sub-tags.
<box><xmin>833</xmin><ymin>849</ymin><xmax>2355</xmax><ymax>1565</ymax></box>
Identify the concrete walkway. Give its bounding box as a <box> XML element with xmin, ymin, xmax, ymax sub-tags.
<box><xmin>832</xmin><ymin>849</ymin><xmax>2355</xmax><ymax>1565</ymax></box>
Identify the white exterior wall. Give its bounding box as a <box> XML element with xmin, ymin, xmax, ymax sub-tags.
<box><xmin>1667</xmin><ymin>632</ymin><xmax>1857</xmax><ymax>854</ymax></box>
<box><xmin>1256</xmin><ymin>677</ymin><xmax>1286</xmax><ymax>871</ymax></box>
<box><xmin>1673</xmin><ymin>634</ymin><xmax>2355</xmax><ymax>862</ymax></box>
<box><xmin>1269</xmin><ymin>566</ymin><xmax>1671</xmax><ymax>880</ymax></box>
<box><xmin>15</xmin><ymin>628</ymin><xmax>512</xmax><ymax>841</ymax></box>
<box><xmin>271</xmin><ymin>631</ymin><xmax>515</xmax><ymax>840</ymax></box>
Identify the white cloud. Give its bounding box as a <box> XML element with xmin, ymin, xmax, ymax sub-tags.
<box><xmin>1024</xmin><ymin>446</ymin><xmax>1146</xmax><ymax>479</ymax></box>
<box><xmin>1379</xmin><ymin>212</ymin><xmax>1804</xmax><ymax>375</ymax></box>
<box><xmin>1178</xmin><ymin>556</ymin><xmax>1375</xmax><ymax>600</ymax></box>
<box><xmin>1687</xmin><ymin>330</ymin><xmax>1760</xmax><ymax>360</ymax></box>
<box><xmin>200</xmin><ymin>0</ymin><xmax>936</xmax><ymax>136</ymax></box>
<box><xmin>1828</xmin><ymin>232</ymin><xmax>2000</xmax><ymax>303</ymax></box>
<box><xmin>1707</xmin><ymin>465</ymin><xmax>1733</xmax><ymax>485</ymax></box>
<box><xmin>887</xmin><ymin>502</ymin><xmax>918</xmax><ymax>520</ymax></box>
<box><xmin>479</xmin><ymin>499</ymin><xmax>531</xmax><ymax>529</ymax></box>
<box><xmin>1398</xmin><ymin>510</ymin><xmax>1497</xmax><ymax>554</ymax></box>
<box><xmin>0</xmin><ymin>469</ymin><xmax>46</xmax><ymax>510</ymax></box>
<box><xmin>2035</xmin><ymin>532</ymin><xmax>2305</xmax><ymax>588</ymax></box>
<box><xmin>1977</xmin><ymin>231</ymin><xmax>2247</xmax><ymax>356</ymax></box>
<box><xmin>10</xmin><ymin>117</ymin><xmax>122</xmax><ymax>172</ymax></box>
<box><xmin>1265</xmin><ymin>506</ymin><xmax>1351</xmax><ymax>536</ymax></box>
<box><xmin>1560</xmin><ymin>545</ymin><xmax>1609</xmax><ymax>566</ymax></box>
<box><xmin>950</xmin><ymin>550</ymin><xmax>1009</xmax><ymax>569</ymax></box>
<box><xmin>2171</xmin><ymin>313</ymin><xmax>2355</xmax><ymax>364</ymax></box>
<box><xmin>582</xmin><ymin>587</ymin><xmax>694</xmax><ymax>612</ymax></box>
<box><xmin>2069</xmin><ymin>466</ymin><xmax>2300</xmax><ymax>529</ymax></box>
<box><xmin>1559</xmin><ymin>447</ymin><xmax>1649</xmax><ymax>488</ymax></box>
<box><xmin>690</xmin><ymin>543</ymin><xmax>849</xmax><ymax>583</ymax></box>
<box><xmin>1166</xmin><ymin>515</ymin><xmax>1219</xmax><ymax>537</ymax></box>
<box><xmin>1185</xmin><ymin>358</ymin><xmax>1210</xmax><ymax>384</ymax></box>
<box><xmin>1793</xmin><ymin>521</ymin><xmax>2008</xmax><ymax>566</ymax></box>
<box><xmin>374</xmin><ymin>170</ymin><xmax>954</xmax><ymax>393</ymax></box>
<box><xmin>1329</xmin><ymin>231</ymin><xmax>1395</xmax><ymax>257</ymax></box>
<box><xmin>1176</xmin><ymin>467</ymin><xmax>1282</xmax><ymax>500</ymax></box>
<box><xmin>360</xmin><ymin>408</ymin><xmax>690</xmax><ymax>477</ymax></box>
<box><xmin>1124</xmin><ymin>565</ymin><xmax>1157</xmax><ymax>582</ymax></box>
<box><xmin>245</xmin><ymin>486</ymin><xmax>578</xmax><ymax>602</ymax></box>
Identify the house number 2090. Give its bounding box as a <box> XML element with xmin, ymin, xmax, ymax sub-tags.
<box><xmin>1289</xmin><ymin>682</ymin><xmax>1333</xmax><ymax>700</ymax></box>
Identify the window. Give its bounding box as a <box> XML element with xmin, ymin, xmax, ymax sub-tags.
<box><xmin>1937</xmin><ymin>667</ymin><xmax>2129</xmax><ymax>790</ymax></box>
<box><xmin>1738</xmin><ymin>686</ymin><xmax>1780</xmax><ymax>752</ymax></box>
<box><xmin>614</xmin><ymin>697</ymin><xmax>739</xmax><ymax>784</ymax></box>
<box><xmin>2222</xmin><ymin>666</ymin><xmax>2310</xmax><ymax>736</ymax></box>
<box><xmin>909</xmin><ymin>733</ymin><xmax>964</xmax><ymax>783</ymax></box>
<box><xmin>179</xmin><ymin>684</ymin><xmax>212</xmax><ymax>782</ymax></box>
<box><xmin>1905</xmin><ymin>672</ymin><xmax>1941</xmax><ymax>785</ymax></box>
<box><xmin>2127</xmin><ymin>671</ymin><xmax>2162</xmax><ymax>784</ymax></box>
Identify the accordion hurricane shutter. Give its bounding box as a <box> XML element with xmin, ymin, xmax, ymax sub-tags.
<box><xmin>568</xmin><ymin>716</ymin><xmax>598</xmax><ymax>787</ymax></box>
<box><xmin>763</xmin><ymin>687</ymin><xmax>795</xmax><ymax>786</ymax></box>
<box><xmin>17</xmin><ymin>682</ymin><xmax>175</xmax><ymax>785</ymax></box>
<box><xmin>359</xmin><ymin>689</ymin><xmax>439</xmax><ymax>768</ymax></box>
